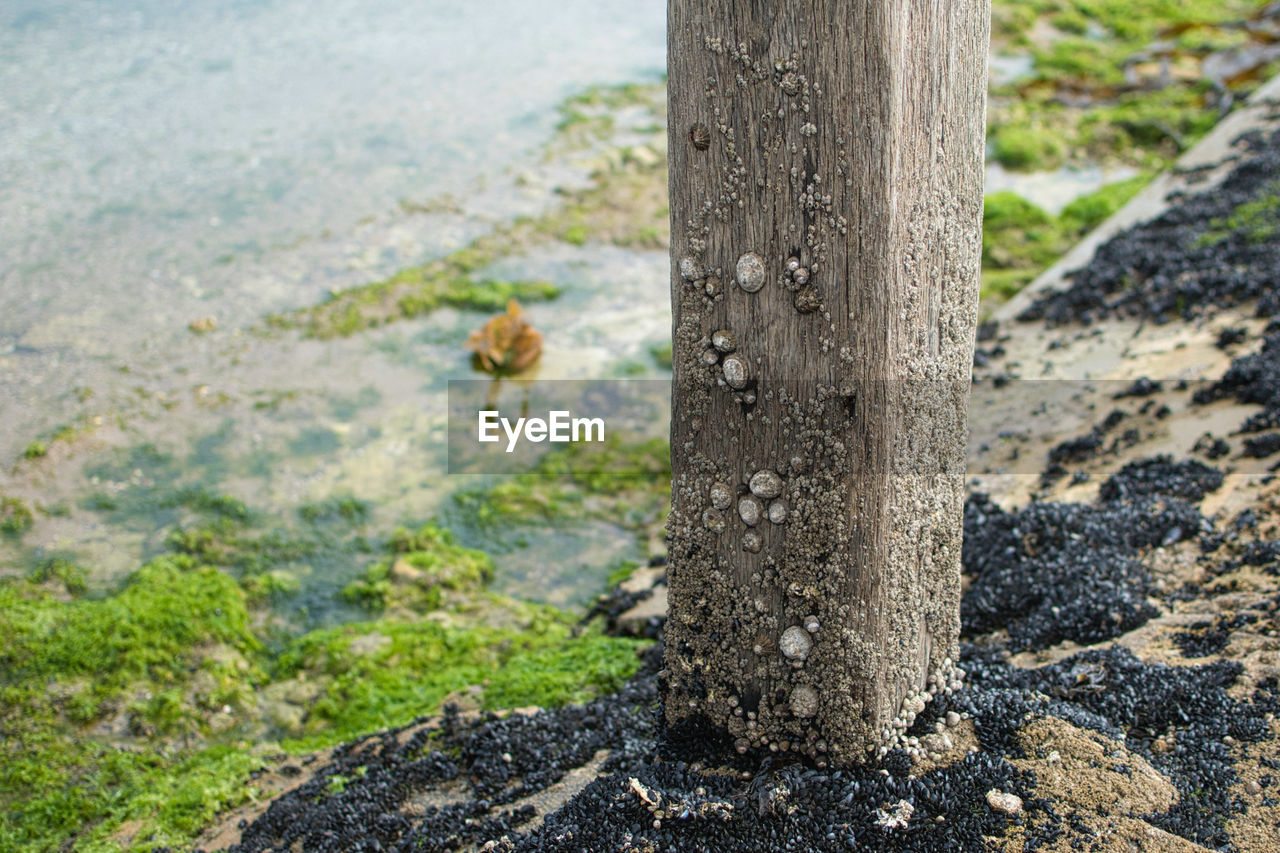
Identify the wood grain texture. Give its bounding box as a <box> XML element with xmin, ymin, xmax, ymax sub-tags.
<box><xmin>663</xmin><ymin>0</ymin><xmax>989</xmax><ymax>765</ymax></box>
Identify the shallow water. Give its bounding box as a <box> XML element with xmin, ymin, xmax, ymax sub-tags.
<box><xmin>0</xmin><ymin>0</ymin><xmax>665</xmax><ymax>449</ymax></box>
<box><xmin>0</xmin><ymin>0</ymin><xmax>669</xmax><ymax>613</ymax></box>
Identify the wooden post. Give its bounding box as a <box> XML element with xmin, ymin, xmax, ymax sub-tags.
<box><xmin>662</xmin><ymin>0</ymin><xmax>989</xmax><ymax>766</ymax></box>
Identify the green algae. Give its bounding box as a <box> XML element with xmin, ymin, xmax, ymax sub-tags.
<box><xmin>0</xmin><ymin>556</ymin><xmax>261</xmax><ymax>692</ymax></box>
<box><xmin>270</xmin><ymin>257</ymin><xmax>561</xmax><ymax>340</ymax></box>
<box><xmin>1197</xmin><ymin>181</ymin><xmax>1280</xmax><ymax>247</ymax></box>
<box><xmin>453</xmin><ymin>433</ymin><xmax>671</xmax><ymax>532</ymax></box>
<box><xmin>650</xmin><ymin>341</ymin><xmax>674</xmax><ymax>369</ymax></box>
<box><xmin>29</xmin><ymin>558</ymin><xmax>89</xmax><ymax>595</ymax></box>
<box><xmin>992</xmin><ymin>123</ymin><xmax>1067</xmax><ymax>171</ymax></box>
<box><xmin>1057</xmin><ymin>173</ymin><xmax>1149</xmax><ymax>232</ymax></box>
<box><xmin>552</xmin><ymin>81</ymin><xmax>664</xmax><ymax>152</ymax></box>
<box><xmin>0</xmin><ymin>555</ymin><xmax>268</xmax><ymax>851</ymax></box>
<box><xmin>18</xmin><ymin>422</ymin><xmax>93</xmax><ymax>463</ymax></box>
<box><xmin>340</xmin><ymin>523</ymin><xmax>494</xmax><ymax>614</ymax></box>
<box><xmin>82</xmin><ymin>480</ymin><xmax>253</xmax><ymax>535</ymax></box>
<box><xmin>298</xmin><ymin>495</ymin><xmax>370</xmax><ymax>525</ymax></box>
<box><xmin>988</xmin><ymin>0</ymin><xmax>1262</xmax><ymax>172</ymax></box>
<box><xmin>536</xmin><ymin>145</ymin><xmax>668</xmax><ymax>251</ymax></box>
<box><xmin>274</xmin><ymin>617</ymin><xmax>644</xmax><ymax>748</ymax></box>
<box><xmin>168</xmin><ymin>521</ymin><xmax>300</xmax><ymax>567</ymax></box>
<box><xmin>1</xmin><ymin>735</ymin><xmax>263</xmax><ymax>853</ymax></box>
<box><xmin>0</xmin><ymin>497</ymin><xmax>651</xmax><ymax>851</ymax></box>
<box><xmin>980</xmin><ymin>175</ymin><xmax>1149</xmax><ymax>303</ymax></box>
<box><xmin>1</xmin><ymin>495</ymin><xmax>35</xmax><ymax>537</ymax></box>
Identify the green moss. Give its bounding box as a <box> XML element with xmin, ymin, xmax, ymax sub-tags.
<box><xmin>274</xmin><ymin>616</ymin><xmax>645</xmax><ymax>745</ymax></box>
<box><xmin>264</xmin><ymin>227</ymin><xmax>563</xmax><ymax>337</ymax></box>
<box><xmin>987</xmin><ymin>0</ymin><xmax>1261</xmax><ymax>172</ymax></box>
<box><xmin>979</xmin><ymin>175</ymin><xmax>1151</xmax><ymax>304</ymax></box>
<box><xmin>454</xmin><ymin>434</ymin><xmax>670</xmax><ymax>530</ymax></box>
<box><xmin>991</xmin><ymin>2</ymin><xmax>1038</xmax><ymax>42</ymax></box>
<box><xmin>563</xmin><ymin>224</ymin><xmax>589</xmax><ymax>246</ymax></box>
<box><xmin>0</xmin><ymin>460</ymin><xmax>653</xmax><ymax>850</ymax></box>
<box><xmin>170</xmin><ymin>487</ymin><xmax>250</xmax><ymax>522</ymax></box>
<box><xmin>992</xmin><ymin>123</ymin><xmax>1066</xmax><ymax>171</ymax></box>
<box><xmin>0</xmin><ymin>555</ymin><xmax>260</xmax><ymax>688</ymax></box>
<box><xmin>1034</xmin><ymin>37</ymin><xmax>1126</xmax><ymax>88</ymax></box>
<box><xmin>299</xmin><ymin>496</ymin><xmax>370</xmax><ymax>525</ymax></box>
<box><xmin>482</xmin><ymin>631</ymin><xmax>646</xmax><ymax>710</ymax></box>
<box><xmin>1058</xmin><ymin>173</ymin><xmax>1150</xmax><ymax>233</ymax></box>
<box><xmin>650</xmin><ymin>341</ymin><xmax>673</xmax><ymax>369</ymax></box>
<box><xmin>0</xmin><ymin>558</ymin><xmax>268</xmax><ymax>851</ymax></box>
<box><xmin>22</xmin><ymin>422</ymin><xmax>94</xmax><ymax>461</ymax></box>
<box><xmin>280</xmin><ymin>260</ymin><xmax>561</xmax><ymax>339</ymax></box>
<box><xmin>982</xmin><ymin>191</ymin><xmax>1068</xmax><ymax>271</ymax></box>
<box><xmin>1050</xmin><ymin>9</ymin><xmax>1090</xmax><ymax>34</ymax></box>
<box><xmin>605</xmin><ymin>559</ymin><xmax>641</xmax><ymax>587</ymax></box>
<box><xmin>1081</xmin><ymin>88</ymin><xmax>1219</xmax><ymax>160</ymax></box>
<box><xmin>0</xmin><ymin>508</ymin><xmax>648</xmax><ymax>849</ymax></box>
<box><xmin>341</xmin><ymin>523</ymin><xmax>494</xmax><ymax>613</ymax></box>
<box><xmin>0</xmin><ymin>734</ymin><xmax>264</xmax><ymax>852</ymax></box>
<box><xmin>1</xmin><ymin>495</ymin><xmax>34</xmax><ymax>537</ymax></box>
<box><xmin>167</xmin><ymin>520</ymin><xmax>317</xmax><ymax>576</ymax></box>
<box><xmin>1197</xmin><ymin>182</ymin><xmax>1280</xmax><ymax>247</ymax></box>
<box><xmin>239</xmin><ymin>569</ymin><xmax>301</xmax><ymax>604</ymax></box>
<box><xmin>981</xmin><ymin>267</ymin><xmax>1041</xmax><ymax>303</ymax></box>
<box><xmin>30</xmin><ymin>558</ymin><xmax>88</xmax><ymax>595</ymax></box>
<box><xmin>553</xmin><ymin>82</ymin><xmax>662</xmax><ymax>151</ymax></box>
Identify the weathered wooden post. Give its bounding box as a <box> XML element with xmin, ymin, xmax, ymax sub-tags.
<box><xmin>662</xmin><ymin>0</ymin><xmax>989</xmax><ymax>766</ymax></box>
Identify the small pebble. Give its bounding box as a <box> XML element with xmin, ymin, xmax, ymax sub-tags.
<box><xmin>986</xmin><ymin>790</ymin><xmax>1022</xmax><ymax>815</ymax></box>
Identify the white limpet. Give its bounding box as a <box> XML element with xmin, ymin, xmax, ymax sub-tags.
<box><xmin>735</xmin><ymin>252</ymin><xmax>766</xmax><ymax>292</ymax></box>
<box><xmin>779</xmin><ymin>625</ymin><xmax>813</xmax><ymax>660</ymax></box>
